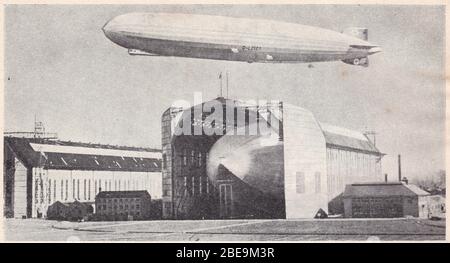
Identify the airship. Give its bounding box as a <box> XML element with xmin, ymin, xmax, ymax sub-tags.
<box><xmin>102</xmin><ymin>13</ymin><xmax>382</xmax><ymax>67</ymax></box>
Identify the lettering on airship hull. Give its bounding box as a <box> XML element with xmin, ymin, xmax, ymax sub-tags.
<box><xmin>241</xmin><ymin>46</ymin><xmax>262</xmax><ymax>51</ymax></box>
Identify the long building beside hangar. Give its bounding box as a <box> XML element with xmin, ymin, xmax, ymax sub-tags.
<box><xmin>3</xmin><ymin>137</ymin><xmax>162</xmax><ymax>218</ymax></box>
<box><xmin>161</xmin><ymin>97</ymin><xmax>384</xmax><ymax>219</ymax></box>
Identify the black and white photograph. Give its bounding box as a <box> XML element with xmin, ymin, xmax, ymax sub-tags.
<box><xmin>1</xmin><ymin>2</ymin><xmax>447</xmax><ymax>242</ymax></box>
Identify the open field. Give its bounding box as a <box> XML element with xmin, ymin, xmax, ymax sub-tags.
<box><xmin>2</xmin><ymin>218</ymin><xmax>445</xmax><ymax>242</ymax></box>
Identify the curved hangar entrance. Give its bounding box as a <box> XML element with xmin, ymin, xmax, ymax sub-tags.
<box><xmin>161</xmin><ymin>97</ymin><xmax>383</xmax><ymax>219</ymax></box>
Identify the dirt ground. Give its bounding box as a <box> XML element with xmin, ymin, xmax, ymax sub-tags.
<box><xmin>2</xmin><ymin>217</ymin><xmax>445</xmax><ymax>242</ymax></box>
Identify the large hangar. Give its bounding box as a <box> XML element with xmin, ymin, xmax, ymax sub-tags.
<box><xmin>161</xmin><ymin>97</ymin><xmax>384</xmax><ymax>219</ymax></box>
<box><xmin>3</xmin><ymin>137</ymin><xmax>162</xmax><ymax>218</ymax></box>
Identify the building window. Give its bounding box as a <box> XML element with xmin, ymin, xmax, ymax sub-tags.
<box><xmin>183</xmin><ymin>149</ymin><xmax>187</xmax><ymax>166</ymax></box>
<box><xmin>37</xmin><ymin>172</ymin><xmax>44</xmax><ymax>204</ymax></box>
<box><xmin>48</xmin><ymin>180</ymin><xmax>52</xmax><ymax>204</ymax></box>
<box><xmin>119</xmin><ymin>180</ymin><xmax>121</xmax><ymax>191</ymax></box>
<box><xmin>108</xmin><ymin>180</ymin><xmax>111</xmax><ymax>191</ymax></box>
<box><xmin>315</xmin><ymin>172</ymin><xmax>321</xmax><ymax>193</ymax></box>
<box><xmin>192</xmin><ymin>177</ymin><xmax>195</xmax><ymax>196</ymax></box>
<box><xmin>184</xmin><ymin>176</ymin><xmax>187</xmax><ymax>196</ymax></box>
<box><xmin>191</xmin><ymin>150</ymin><xmax>195</xmax><ymax>164</ymax></box>
<box><xmin>162</xmin><ymin>153</ymin><xmax>167</xmax><ymax>169</ymax></box>
<box><xmin>88</xmin><ymin>180</ymin><xmax>91</xmax><ymax>200</ymax></box>
<box><xmin>84</xmin><ymin>179</ymin><xmax>87</xmax><ymax>200</ymax></box>
<box><xmin>296</xmin><ymin>172</ymin><xmax>305</xmax><ymax>194</ymax></box>
<box><xmin>61</xmin><ymin>180</ymin><xmax>64</xmax><ymax>200</ymax></box>
<box><xmin>65</xmin><ymin>180</ymin><xmax>68</xmax><ymax>200</ymax></box>
<box><xmin>198</xmin><ymin>152</ymin><xmax>202</xmax><ymax>166</ymax></box>
<box><xmin>34</xmin><ymin>179</ymin><xmax>39</xmax><ymax>204</ymax></box>
<box><xmin>77</xmin><ymin>179</ymin><xmax>80</xmax><ymax>200</ymax></box>
<box><xmin>72</xmin><ymin>179</ymin><xmax>76</xmax><ymax>199</ymax></box>
<box><xmin>53</xmin><ymin>180</ymin><xmax>56</xmax><ymax>201</ymax></box>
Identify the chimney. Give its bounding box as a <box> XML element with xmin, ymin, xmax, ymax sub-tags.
<box><xmin>401</xmin><ymin>177</ymin><xmax>409</xmax><ymax>185</ymax></box>
<box><xmin>398</xmin><ymin>154</ymin><xmax>402</xmax><ymax>182</ymax></box>
<box><xmin>384</xmin><ymin>173</ymin><xmax>388</xmax><ymax>182</ymax></box>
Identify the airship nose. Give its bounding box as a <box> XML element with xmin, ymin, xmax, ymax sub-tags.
<box><xmin>102</xmin><ymin>19</ymin><xmax>114</xmax><ymax>39</ymax></box>
<box><xmin>102</xmin><ymin>13</ymin><xmax>142</xmax><ymax>40</ymax></box>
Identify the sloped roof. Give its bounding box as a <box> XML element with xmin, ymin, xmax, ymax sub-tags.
<box><xmin>320</xmin><ymin>123</ymin><xmax>381</xmax><ymax>155</ymax></box>
<box><xmin>48</xmin><ymin>201</ymin><xmax>69</xmax><ymax>208</ymax></box>
<box><xmin>96</xmin><ymin>190</ymin><xmax>150</xmax><ymax>198</ymax></box>
<box><xmin>5</xmin><ymin>137</ymin><xmax>161</xmax><ymax>172</ymax></box>
<box><xmin>403</xmin><ymin>184</ymin><xmax>430</xmax><ymax>196</ymax></box>
<box><xmin>343</xmin><ymin>182</ymin><xmax>430</xmax><ymax>197</ymax></box>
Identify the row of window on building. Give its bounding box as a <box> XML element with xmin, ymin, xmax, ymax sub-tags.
<box><xmin>35</xmin><ymin>178</ymin><xmax>151</xmax><ymax>204</ymax></box>
<box><xmin>180</xmin><ymin>175</ymin><xmax>211</xmax><ymax>197</ymax></box>
<box><xmin>180</xmin><ymin>149</ymin><xmax>209</xmax><ymax>167</ymax></box>
<box><xmin>97</xmin><ymin>204</ymin><xmax>141</xmax><ymax>212</ymax></box>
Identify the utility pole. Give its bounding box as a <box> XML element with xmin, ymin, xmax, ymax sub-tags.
<box><xmin>398</xmin><ymin>154</ymin><xmax>402</xmax><ymax>182</ymax></box>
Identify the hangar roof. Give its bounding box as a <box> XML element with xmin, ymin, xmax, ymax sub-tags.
<box><xmin>164</xmin><ymin>98</ymin><xmax>382</xmax><ymax>155</ymax></box>
<box><xmin>320</xmin><ymin>123</ymin><xmax>382</xmax><ymax>155</ymax></box>
<box><xmin>5</xmin><ymin>137</ymin><xmax>161</xmax><ymax>172</ymax></box>
<box><xmin>96</xmin><ymin>190</ymin><xmax>151</xmax><ymax>199</ymax></box>
<box><xmin>343</xmin><ymin>182</ymin><xmax>430</xmax><ymax>198</ymax></box>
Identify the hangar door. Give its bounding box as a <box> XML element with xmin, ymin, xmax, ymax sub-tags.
<box><xmin>219</xmin><ymin>184</ymin><xmax>233</xmax><ymax>218</ymax></box>
<box><xmin>352</xmin><ymin>197</ymin><xmax>403</xmax><ymax>218</ymax></box>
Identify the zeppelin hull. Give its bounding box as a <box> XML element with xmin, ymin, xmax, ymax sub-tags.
<box><xmin>106</xmin><ymin>31</ymin><xmax>365</xmax><ymax>63</ymax></box>
<box><xmin>103</xmin><ymin>13</ymin><xmax>381</xmax><ymax>64</ymax></box>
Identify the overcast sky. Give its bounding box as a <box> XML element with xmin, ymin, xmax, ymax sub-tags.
<box><xmin>4</xmin><ymin>5</ymin><xmax>445</xmax><ymax>180</ymax></box>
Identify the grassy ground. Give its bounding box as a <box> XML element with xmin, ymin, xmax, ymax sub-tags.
<box><xmin>2</xmin><ymin>218</ymin><xmax>445</xmax><ymax>242</ymax></box>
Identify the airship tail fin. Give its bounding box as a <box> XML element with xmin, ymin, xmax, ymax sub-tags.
<box><xmin>342</xmin><ymin>57</ymin><xmax>369</xmax><ymax>67</ymax></box>
<box><xmin>343</xmin><ymin>27</ymin><xmax>368</xmax><ymax>41</ymax></box>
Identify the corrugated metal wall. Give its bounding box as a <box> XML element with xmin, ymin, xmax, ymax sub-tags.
<box><xmin>327</xmin><ymin>148</ymin><xmax>382</xmax><ymax>201</ymax></box>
